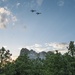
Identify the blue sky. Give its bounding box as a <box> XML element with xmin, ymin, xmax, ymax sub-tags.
<box><xmin>0</xmin><ymin>0</ymin><xmax>75</xmax><ymax>59</ymax></box>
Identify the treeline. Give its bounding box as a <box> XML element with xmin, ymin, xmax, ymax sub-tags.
<box><xmin>0</xmin><ymin>41</ymin><xmax>75</xmax><ymax>75</ymax></box>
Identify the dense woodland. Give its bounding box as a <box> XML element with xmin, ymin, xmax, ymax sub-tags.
<box><xmin>0</xmin><ymin>41</ymin><xmax>75</xmax><ymax>75</ymax></box>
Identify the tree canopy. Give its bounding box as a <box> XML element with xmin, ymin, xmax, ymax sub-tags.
<box><xmin>1</xmin><ymin>41</ymin><xmax>75</xmax><ymax>75</ymax></box>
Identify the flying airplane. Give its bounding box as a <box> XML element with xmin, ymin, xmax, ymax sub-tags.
<box><xmin>36</xmin><ymin>12</ymin><xmax>41</xmax><ymax>15</ymax></box>
<box><xmin>31</xmin><ymin>10</ymin><xmax>36</xmax><ymax>12</ymax></box>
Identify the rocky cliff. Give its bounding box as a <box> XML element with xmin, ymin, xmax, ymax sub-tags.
<box><xmin>20</xmin><ymin>48</ymin><xmax>47</xmax><ymax>59</ymax></box>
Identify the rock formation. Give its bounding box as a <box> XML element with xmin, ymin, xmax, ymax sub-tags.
<box><xmin>20</xmin><ymin>48</ymin><xmax>47</xmax><ymax>59</ymax></box>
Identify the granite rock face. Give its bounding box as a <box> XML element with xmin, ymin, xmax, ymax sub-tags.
<box><xmin>20</xmin><ymin>48</ymin><xmax>46</xmax><ymax>59</ymax></box>
<box><xmin>20</xmin><ymin>48</ymin><xmax>30</xmax><ymax>55</ymax></box>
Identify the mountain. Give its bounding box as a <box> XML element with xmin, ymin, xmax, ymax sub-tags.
<box><xmin>20</xmin><ymin>48</ymin><xmax>47</xmax><ymax>59</ymax></box>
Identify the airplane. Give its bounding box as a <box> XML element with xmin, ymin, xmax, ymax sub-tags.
<box><xmin>36</xmin><ymin>12</ymin><xmax>41</xmax><ymax>15</ymax></box>
<box><xmin>31</xmin><ymin>10</ymin><xmax>36</xmax><ymax>12</ymax></box>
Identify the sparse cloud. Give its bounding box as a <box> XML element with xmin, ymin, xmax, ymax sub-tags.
<box><xmin>57</xmin><ymin>0</ymin><xmax>64</xmax><ymax>6</ymax></box>
<box><xmin>3</xmin><ymin>45</ymin><xmax>7</xmax><ymax>48</ymax></box>
<box><xmin>22</xmin><ymin>0</ymin><xmax>44</xmax><ymax>9</ymax></box>
<box><xmin>25</xmin><ymin>44</ymin><xmax>43</xmax><ymax>52</ymax></box>
<box><xmin>2</xmin><ymin>0</ymin><xmax>8</xmax><ymax>2</ymax></box>
<box><xmin>2</xmin><ymin>0</ymin><xmax>5</xmax><ymax>2</ymax></box>
<box><xmin>23</xmin><ymin>25</ymin><xmax>27</xmax><ymax>30</ymax></box>
<box><xmin>11</xmin><ymin>16</ymin><xmax>17</xmax><ymax>22</ymax></box>
<box><xmin>0</xmin><ymin>7</ymin><xmax>17</xmax><ymax>29</ymax></box>
<box><xmin>45</xmin><ymin>42</ymin><xmax>68</xmax><ymax>50</ymax></box>
<box><xmin>45</xmin><ymin>42</ymin><xmax>68</xmax><ymax>54</ymax></box>
<box><xmin>23</xmin><ymin>42</ymin><xmax>68</xmax><ymax>54</ymax></box>
<box><xmin>16</xmin><ymin>3</ymin><xmax>20</xmax><ymax>7</ymax></box>
<box><xmin>36</xmin><ymin>0</ymin><xmax>44</xmax><ymax>6</ymax></box>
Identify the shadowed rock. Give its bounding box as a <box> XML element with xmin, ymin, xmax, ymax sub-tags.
<box><xmin>20</xmin><ymin>48</ymin><xmax>53</xmax><ymax>59</ymax></box>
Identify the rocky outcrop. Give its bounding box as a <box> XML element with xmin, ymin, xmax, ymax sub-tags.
<box><xmin>20</xmin><ymin>48</ymin><xmax>47</xmax><ymax>59</ymax></box>
<box><xmin>38</xmin><ymin>51</ymin><xmax>46</xmax><ymax>59</ymax></box>
<box><xmin>28</xmin><ymin>50</ymin><xmax>38</xmax><ymax>59</ymax></box>
<box><xmin>20</xmin><ymin>48</ymin><xmax>30</xmax><ymax>56</ymax></box>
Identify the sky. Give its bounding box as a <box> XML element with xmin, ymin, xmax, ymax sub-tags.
<box><xmin>0</xmin><ymin>0</ymin><xmax>75</xmax><ymax>59</ymax></box>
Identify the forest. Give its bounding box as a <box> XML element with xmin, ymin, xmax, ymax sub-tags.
<box><xmin>0</xmin><ymin>41</ymin><xmax>75</xmax><ymax>75</ymax></box>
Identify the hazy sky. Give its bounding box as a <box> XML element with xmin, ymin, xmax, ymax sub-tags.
<box><xmin>0</xmin><ymin>0</ymin><xmax>75</xmax><ymax>59</ymax></box>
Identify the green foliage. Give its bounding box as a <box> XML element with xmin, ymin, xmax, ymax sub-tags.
<box><xmin>0</xmin><ymin>47</ymin><xmax>12</xmax><ymax>67</ymax></box>
<box><xmin>45</xmin><ymin>52</ymin><xmax>63</xmax><ymax>75</ymax></box>
<box><xmin>15</xmin><ymin>54</ymin><xmax>33</xmax><ymax>75</ymax></box>
<box><xmin>3</xmin><ymin>41</ymin><xmax>75</xmax><ymax>75</ymax></box>
<box><xmin>4</xmin><ymin>53</ymin><xmax>75</xmax><ymax>75</ymax></box>
<box><xmin>0</xmin><ymin>47</ymin><xmax>12</xmax><ymax>74</ymax></box>
<box><xmin>0</xmin><ymin>74</ymin><xmax>5</xmax><ymax>75</ymax></box>
<box><xmin>4</xmin><ymin>62</ymin><xmax>16</xmax><ymax>75</ymax></box>
<box><xmin>68</xmin><ymin>41</ymin><xmax>75</xmax><ymax>57</ymax></box>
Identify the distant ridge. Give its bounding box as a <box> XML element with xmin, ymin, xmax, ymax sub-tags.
<box><xmin>20</xmin><ymin>48</ymin><xmax>54</xmax><ymax>59</ymax></box>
